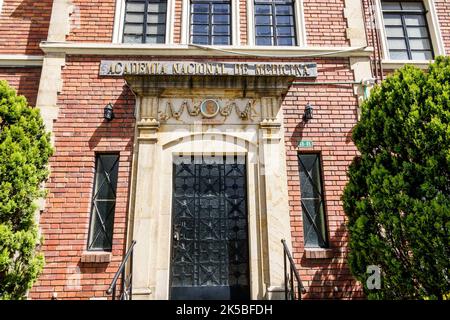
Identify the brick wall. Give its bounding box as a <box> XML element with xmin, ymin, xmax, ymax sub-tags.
<box><xmin>303</xmin><ymin>0</ymin><xmax>350</xmax><ymax>46</ymax></box>
<box><xmin>436</xmin><ymin>0</ymin><xmax>450</xmax><ymax>54</ymax></box>
<box><xmin>283</xmin><ymin>58</ymin><xmax>363</xmax><ymax>299</ymax></box>
<box><xmin>66</xmin><ymin>0</ymin><xmax>116</xmax><ymax>42</ymax></box>
<box><xmin>174</xmin><ymin>0</ymin><xmax>183</xmax><ymax>44</ymax></box>
<box><xmin>0</xmin><ymin>67</ymin><xmax>42</xmax><ymax>106</ymax></box>
<box><xmin>29</xmin><ymin>56</ymin><xmax>135</xmax><ymax>300</ymax></box>
<box><xmin>239</xmin><ymin>0</ymin><xmax>247</xmax><ymax>45</ymax></box>
<box><xmin>0</xmin><ymin>0</ymin><xmax>52</xmax><ymax>55</ymax></box>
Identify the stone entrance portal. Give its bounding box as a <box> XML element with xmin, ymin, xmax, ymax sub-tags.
<box><xmin>123</xmin><ymin>67</ymin><xmax>303</xmax><ymax>299</ymax></box>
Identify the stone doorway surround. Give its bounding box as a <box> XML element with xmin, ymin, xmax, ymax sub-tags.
<box><xmin>125</xmin><ymin>74</ymin><xmax>294</xmax><ymax>300</ymax></box>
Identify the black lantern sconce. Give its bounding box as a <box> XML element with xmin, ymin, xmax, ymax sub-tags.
<box><xmin>104</xmin><ymin>103</ymin><xmax>114</xmax><ymax>121</ymax></box>
<box><xmin>303</xmin><ymin>102</ymin><xmax>313</xmax><ymax>121</ymax></box>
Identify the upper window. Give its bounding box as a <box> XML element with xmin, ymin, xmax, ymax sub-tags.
<box><xmin>123</xmin><ymin>0</ymin><xmax>167</xmax><ymax>44</ymax></box>
<box><xmin>88</xmin><ymin>154</ymin><xmax>120</xmax><ymax>251</ymax></box>
<box><xmin>254</xmin><ymin>0</ymin><xmax>296</xmax><ymax>46</ymax></box>
<box><xmin>190</xmin><ymin>0</ymin><xmax>231</xmax><ymax>45</ymax></box>
<box><xmin>381</xmin><ymin>1</ymin><xmax>433</xmax><ymax>60</ymax></box>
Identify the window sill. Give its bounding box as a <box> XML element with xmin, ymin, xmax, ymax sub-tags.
<box><xmin>304</xmin><ymin>248</ymin><xmax>333</xmax><ymax>259</ymax></box>
<box><xmin>80</xmin><ymin>251</ymin><xmax>112</xmax><ymax>263</ymax></box>
<box><xmin>382</xmin><ymin>59</ymin><xmax>432</xmax><ymax>70</ymax></box>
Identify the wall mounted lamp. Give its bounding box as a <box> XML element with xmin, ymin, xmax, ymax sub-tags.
<box><xmin>104</xmin><ymin>103</ymin><xmax>114</xmax><ymax>121</ymax></box>
<box><xmin>303</xmin><ymin>102</ymin><xmax>313</xmax><ymax>121</ymax></box>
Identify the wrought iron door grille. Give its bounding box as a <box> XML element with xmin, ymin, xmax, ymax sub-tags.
<box><xmin>170</xmin><ymin>155</ymin><xmax>250</xmax><ymax>299</ymax></box>
<box><xmin>298</xmin><ymin>153</ymin><xmax>328</xmax><ymax>248</ymax></box>
<box><xmin>88</xmin><ymin>154</ymin><xmax>120</xmax><ymax>251</ymax></box>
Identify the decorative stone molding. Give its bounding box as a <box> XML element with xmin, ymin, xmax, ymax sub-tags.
<box><xmin>47</xmin><ymin>0</ymin><xmax>74</xmax><ymax>42</ymax></box>
<box><xmin>0</xmin><ymin>54</ymin><xmax>44</xmax><ymax>67</ymax></box>
<box><xmin>40</xmin><ymin>42</ymin><xmax>374</xmax><ymax>58</ymax></box>
<box><xmin>137</xmin><ymin>118</ymin><xmax>160</xmax><ymax>142</ymax></box>
<box><xmin>350</xmin><ymin>57</ymin><xmax>374</xmax><ymax>108</ymax></box>
<box><xmin>125</xmin><ymin>74</ymin><xmax>296</xmax><ymax>99</ymax></box>
<box><xmin>344</xmin><ymin>0</ymin><xmax>368</xmax><ymax>47</ymax></box>
<box><xmin>157</xmin><ymin>99</ymin><xmax>258</xmax><ymax>122</ymax></box>
<box><xmin>36</xmin><ymin>53</ymin><xmax>66</xmax><ymax>141</ymax></box>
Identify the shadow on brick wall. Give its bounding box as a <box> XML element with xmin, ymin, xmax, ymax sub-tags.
<box><xmin>300</xmin><ymin>222</ymin><xmax>364</xmax><ymax>299</ymax></box>
<box><xmin>88</xmin><ymin>86</ymin><xmax>135</xmax><ymax>152</ymax></box>
<box><xmin>10</xmin><ymin>0</ymin><xmax>52</xmax><ymax>55</ymax></box>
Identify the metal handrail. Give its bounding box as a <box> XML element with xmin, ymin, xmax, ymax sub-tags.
<box><xmin>106</xmin><ymin>240</ymin><xmax>136</xmax><ymax>300</ymax></box>
<box><xmin>281</xmin><ymin>239</ymin><xmax>306</xmax><ymax>300</ymax></box>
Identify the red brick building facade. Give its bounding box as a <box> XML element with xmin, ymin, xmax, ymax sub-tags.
<box><xmin>0</xmin><ymin>0</ymin><xmax>448</xmax><ymax>300</ymax></box>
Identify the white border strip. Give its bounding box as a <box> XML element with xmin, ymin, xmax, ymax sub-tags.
<box><xmin>0</xmin><ymin>55</ymin><xmax>44</xmax><ymax>67</ymax></box>
<box><xmin>112</xmin><ymin>0</ymin><xmax>125</xmax><ymax>43</ymax></box>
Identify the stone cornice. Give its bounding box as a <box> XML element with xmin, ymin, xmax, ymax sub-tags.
<box><xmin>0</xmin><ymin>54</ymin><xmax>44</xmax><ymax>67</ymax></box>
<box><xmin>40</xmin><ymin>42</ymin><xmax>374</xmax><ymax>58</ymax></box>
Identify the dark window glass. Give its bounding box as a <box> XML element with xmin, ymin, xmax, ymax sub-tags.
<box><xmin>88</xmin><ymin>154</ymin><xmax>120</xmax><ymax>251</ymax></box>
<box><xmin>123</xmin><ymin>0</ymin><xmax>167</xmax><ymax>44</ymax></box>
<box><xmin>255</xmin><ymin>0</ymin><xmax>296</xmax><ymax>46</ymax></box>
<box><xmin>298</xmin><ymin>154</ymin><xmax>328</xmax><ymax>248</ymax></box>
<box><xmin>190</xmin><ymin>0</ymin><xmax>231</xmax><ymax>45</ymax></box>
<box><xmin>381</xmin><ymin>1</ymin><xmax>433</xmax><ymax>60</ymax></box>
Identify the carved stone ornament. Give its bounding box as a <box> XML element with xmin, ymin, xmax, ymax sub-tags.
<box><xmin>200</xmin><ymin>99</ymin><xmax>220</xmax><ymax>118</ymax></box>
<box><xmin>158</xmin><ymin>99</ymin><xmax>258</xmax><ymax>122</ymax></box>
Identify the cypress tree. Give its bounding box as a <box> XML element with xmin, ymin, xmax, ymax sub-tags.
<box><xmin>343</xmin><ymin>56</ymin><xmax>450</xmax><ymax>300</ymax></box>
<box><xmin>0</xmin><ymin>80</ymin><xmax>53</xmax><ymax>299</ymax></box>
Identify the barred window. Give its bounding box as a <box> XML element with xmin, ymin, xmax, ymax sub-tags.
<box><xmin>190</xmin><ymin>0</ymin><xmax>232</xmax><ymax>45</ymax></box>
<box><xmin>123</xmin><ymin>0</ymin><xmax>167</xmax><ymax>44</ymax></box>
<box><xmin>88</xmin><ymin>154</ymin><xmax>120</xmax><ymax>251</ymax></box>
<box><xmin>298</xmin><ymin>153</ymin><xmax>328</xmax><ymax>248</ymax></box>
<box><xmin>381</xmin><ymin>1</ymin><xmax>433</xmax><ymax>60</ymax></box>
<box><xmin>255</xmin><ymin>0</ymin><xmax>296</xmax><ymax>46</ymax></box>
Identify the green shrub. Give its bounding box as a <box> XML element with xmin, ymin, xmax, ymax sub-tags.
<box><xmin>0</xmin><ymin>80</ymin><xmax>53</xmax><ymax>299</ymax></box>
<box><xmin>343</xmin><ymin>56</ymin><xmax>450</xmax><ymax>300</ymax></box>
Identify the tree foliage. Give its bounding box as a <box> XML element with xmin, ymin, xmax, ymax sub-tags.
<box><xmin>343</xmin><ymin>56</ymin><xmax>450</xmax><ymax>299</ymax></box>
<box><xmin>0</xmin><ymin>80</ymin><xmax>52</xmax><ymax>299</ymax></box>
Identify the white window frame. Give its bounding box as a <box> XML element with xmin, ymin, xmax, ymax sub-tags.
<box><xmin>112</xmin><ymin>0</ymin><xmax>176</xmax><ymax>44</ymax></box>
<box><xmin>181</xmin><ymin>0</ymin><xmax>240</xmax><ymax>45</ymax></box>
<box><xmin>375</xmin><ymin>0</ymin><xmax>446</xmax><ymax>62</ymax></box>
<box><xmin>246</xmin><ymin>0</ymin><xmax>307</xmax><ymax>47</ymax></box>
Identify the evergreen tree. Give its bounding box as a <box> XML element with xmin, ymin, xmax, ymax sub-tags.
<box><xmin>0</xmin><ymin>80</ymin><xmax>52</xmax><ymax>299</ymax></box>
<box><xmin>343</xmin><ymin>56</ymin><xmax>450</xmax><ymax>300</ymax></box>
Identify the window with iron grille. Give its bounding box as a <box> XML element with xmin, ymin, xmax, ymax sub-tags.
<box><xmin>381</xmin><ymin>1</ymin><xmax>434</xmax><ymax>60</ymax></box>
<box><xmin>298</xmin><ymin>153</ymin><xmax>328</xmax><ymax>248</ymax></box>
<box><xmin>190</xmin><ymin>0</ymin><xmax>231</xmax><ymax>45</ymax></box>
<box><xmin>87</xmin><ymin>154</ymin><xmax>120</xmax><ymax>251</ymax></box>
<box><xmin>254</xmin><ymin>0</ymin><xmax>296</xmax><ymax>46</ymax></box>
<box><xmin>123</xmin><ymin>0</ymin><xmax>167</xmax><ymax>44</ymax></box>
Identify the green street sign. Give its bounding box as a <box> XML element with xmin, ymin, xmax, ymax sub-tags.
<box><xmin>298</xmin><ymin>140</ymin><xmax>313</xmax><ymax>148</ymax></box>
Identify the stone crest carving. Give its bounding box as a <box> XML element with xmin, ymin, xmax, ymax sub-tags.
<box><xmin>200</xmin><ymin>99</ymin><xmax>220</xmax><ymax>118</ymax></box>
<box><xmin>158</xmin><ymin>99</ymin><xmax>258</xmax><ymax>122</ymax></box>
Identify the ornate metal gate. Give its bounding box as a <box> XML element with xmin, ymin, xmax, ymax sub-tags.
<box><xmin>170</xmin><ymin>155</ymin><xmax>250</xmax><ymax>300</ymax></box>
